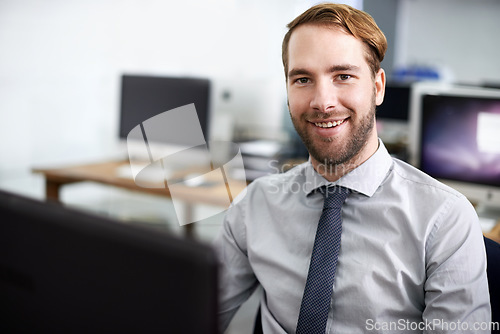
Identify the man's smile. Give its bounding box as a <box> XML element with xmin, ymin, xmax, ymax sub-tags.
<box><xmin>313</xmin><ymin>118</ymin><xmax>347</xmax><ymax>128</ymax></box>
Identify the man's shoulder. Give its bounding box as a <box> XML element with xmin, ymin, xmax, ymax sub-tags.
<box><xmin>248</xmin><ymin>161</ymin><xmax>310</xmax><ymax>192</ymax></box>
<box><xmin>229</xmin><ymin>161</ymin><xmax>310</xmax><ymax>211</ymax></box>
<box><xmin>390</xmin><ymin>157</ymin><xmax>465</xmax><ymax>200</ymax></box>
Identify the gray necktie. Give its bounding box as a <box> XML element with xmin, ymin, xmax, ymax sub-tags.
<box><xmin>296</xmin><ymin>186</ymin><xmax>350</xmax><ymax>333</ymax></box>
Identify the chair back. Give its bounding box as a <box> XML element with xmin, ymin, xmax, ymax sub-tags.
<box><xmin>485</xmin><ymin>237</ymin><xmax>500</xmax><ymax>332</ymax></box>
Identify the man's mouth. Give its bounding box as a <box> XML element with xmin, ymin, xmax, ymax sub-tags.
<box><xmin>313</xmin><ymin>119</ymin><xmax>346</xmax><ymax>128</ymax></box>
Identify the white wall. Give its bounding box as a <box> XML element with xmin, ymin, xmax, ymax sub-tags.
<box><xmin>0</xmin><ymin>0</ymin><xmax>301</xmax><ymax>175</ymax></box>
<box><xmin>394</xmin><ymin>0</ymin><xmax>500</xmax><ymax>84</ymax></box>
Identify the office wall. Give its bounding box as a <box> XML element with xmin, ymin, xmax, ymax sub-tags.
<box><xmin>363</xmin><ymin>0</ymin><xmax>399</xmax><ymax>79</ymax></box>
<box><xmin>0</xmin><ymin>0</ymin><xmax>300</xmax><ymax>176</ymax></box>
<box><xmin>394</xmin><ymin>0</ymin><xmax>500</xmax><ymax>84</ymax></box>
<box><xmin>1</xmin><ymin>0</ymin><xmax>499</xmax><ymax>178</ymax></box>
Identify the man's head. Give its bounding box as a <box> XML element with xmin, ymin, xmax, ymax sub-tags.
<box><xmin>282</xmin><ymin>3</ymin><xmax>387</xmax><ymax>81</ymax></box>
<box><xmin>283</xmin><ymin>4</ymin><xmax>387</xmax><ymax>180</ymax></box>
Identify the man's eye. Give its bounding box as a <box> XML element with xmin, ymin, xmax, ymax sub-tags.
<box><xmin>296</xmin><ymin>78</ymin><xmax>310</xmax><ymax>84</ymax></box>
<box><xmin>339</xmin><ymin>74</ymin><xmax>352</xmax><ymax>81</ymax></box>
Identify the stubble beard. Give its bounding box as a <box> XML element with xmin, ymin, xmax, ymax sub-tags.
<box><xmin>290</xmin><ymin>95</ymin><xmax>376</xmax><ymax>173</ymax></box>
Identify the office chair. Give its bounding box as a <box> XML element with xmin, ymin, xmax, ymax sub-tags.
<box><xmin>485</xmin><ymin>237</ymin><xmax>500</xmax><ymax>332</ymax></box>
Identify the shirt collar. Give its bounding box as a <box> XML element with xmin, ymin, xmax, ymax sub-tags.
<box><xmin>303</xmin><ymin>139</ymin><xmax>393</xmax><ymax>197</ymax></box>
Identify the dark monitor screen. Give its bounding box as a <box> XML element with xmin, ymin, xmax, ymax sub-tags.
<box><xmin>376</xmin><ymin>83</ymin><xmax>410</xmax><ymax>121</ymax></box>
<box><xmin>419</xmin><ymin>94</ymin><xmax>500</xmax><ymax>187</ymax></box>
<box><xmin>119</xmin><ymin>74</ymin><xmax>211</xmax><ymax>143</ymax></box>
<box><xmin>0</xmin><ymin>190</ymin><xmax>218</xmax><ymax>333</ymax></box>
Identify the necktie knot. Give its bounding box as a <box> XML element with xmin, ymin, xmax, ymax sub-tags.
<box><xmin>320</xmin><ymin>186</ymin><xmax>350</xmax><ymax>209</ymax></box>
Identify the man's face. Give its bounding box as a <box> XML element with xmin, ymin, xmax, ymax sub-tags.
<box><xmin>287</xmin><ymin>24</ymin><xmax>385</xmax><ymax>174</ymax></box>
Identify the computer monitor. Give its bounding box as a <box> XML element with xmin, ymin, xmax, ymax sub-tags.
<box><xmin>119</xmin><ymin>74</ymin><xmax>211</xmax><ymax>146</ymax></box>
<box><xmin>0</xmin><ymin>190</ymin><xmax>219</xmax><ymax>333</ymax></box>
<box><xmin>376</xmin><ymin>82</ymin><xmax>411</xmax><ymax>121</ymax></box>
<box><xmin>409</xmin><ymin>82</ymin><xmax>500</xmax><ymax>217</ymax></box>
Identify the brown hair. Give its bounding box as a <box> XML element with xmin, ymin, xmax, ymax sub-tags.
<box><xmin>282</xmin><ymin>3</ymin><xmax>387</xmax><ymax>79</ymax></box>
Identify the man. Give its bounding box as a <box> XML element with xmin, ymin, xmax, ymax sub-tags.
<box><xmin>215</xmin><ymin>3</ymin><xmax>490</xmax><ymax>333</ymax></box>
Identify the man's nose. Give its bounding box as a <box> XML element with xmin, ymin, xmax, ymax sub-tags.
<box><xmin>309</xmin><ymin>78</ymin><xmax>338</xmax><ymax>113</ymax></box>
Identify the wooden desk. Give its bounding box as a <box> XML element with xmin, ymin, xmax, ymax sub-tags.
<box><xmin>33</xmin><ymin>160</ymin><xmax>247</xmax><ymax>236</ymax></box>
<box><xmin>486</xmin><ymin>223</ymin><xmax>500</xmax><ymax>244</ymax></box>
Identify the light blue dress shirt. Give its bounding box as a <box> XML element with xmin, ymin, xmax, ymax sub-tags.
<box><xmin>215</xmin><ymin>141</ymin><xmax>491</xmax><ymax>333</ymax></box>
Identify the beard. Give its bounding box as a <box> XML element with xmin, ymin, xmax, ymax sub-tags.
<box><xmin>290</xmin><ymin>92</ymin><xmax>376</xmax><ymax>170</ymax></box>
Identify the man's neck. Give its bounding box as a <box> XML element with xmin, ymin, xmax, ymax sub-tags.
<box><xmin>311</xmin><ymin>137</ymin><xmax>380</xmax><ymax>182</ymax></box>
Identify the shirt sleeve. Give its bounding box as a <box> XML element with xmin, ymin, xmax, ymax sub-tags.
<box><xmin>213</xmin><ymin>193</ymin><xmax>259</xmax><ymax>331</ymax></box>
<box><xmin>423</xmin><ymin>194</ymin><xmax>491</xmax><ymax>333</ymax></box>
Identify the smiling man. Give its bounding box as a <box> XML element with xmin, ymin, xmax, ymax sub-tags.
<box><xmin>286</xmin><ymin>20</ymin><xmax>384</xmax><ymax>181</ymax></box>
<box><xmin>215</xmin><ymin>3</ymin><xmax>491</xmax><ymax>333</ymax></box>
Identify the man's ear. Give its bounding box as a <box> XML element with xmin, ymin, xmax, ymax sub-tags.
<box><xmin>375</xmin><ymin>68</ymin><xmax>386</xmax><ymax>106</ymax></box>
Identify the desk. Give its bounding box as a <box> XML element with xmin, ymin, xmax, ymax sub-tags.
<box><xmin>486</xmin><ymin>223</ymin><xmax>500</xmax><ymax>244</ymax></box>
<box><xmin>33</xmin><ymin>160</ymin><xmax>247</xmax><ymax>237</ymax></box>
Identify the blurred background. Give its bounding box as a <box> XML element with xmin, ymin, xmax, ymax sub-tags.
<box><xmin>2</xmin><ymin>0</ymin><xmax>499</xmax><ymax>186</ymax></box>
<box><xmin>1</xmin><ymin>0</ymin><xmax>500</xmax><ymax>332</ymax></box>
<box><xmin>2</xmin><ymin>0</ymin><xmax>500</xmax><ymax>192</ymax></box>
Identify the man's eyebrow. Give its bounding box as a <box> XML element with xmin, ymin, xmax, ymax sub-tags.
<box><xmin>288</xmin><ymin>68</ymin><xmax>313</xmax><ymax>78</ymax></box>
<box><xmin>328</xmin><ymin>64</ymin><xmax>361</xmax><ymax>73</ymax></box>
<box><xmin>288</xmin><ymin>65</ymin><xmax>361</xmax><ymax>78</ymax></box>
